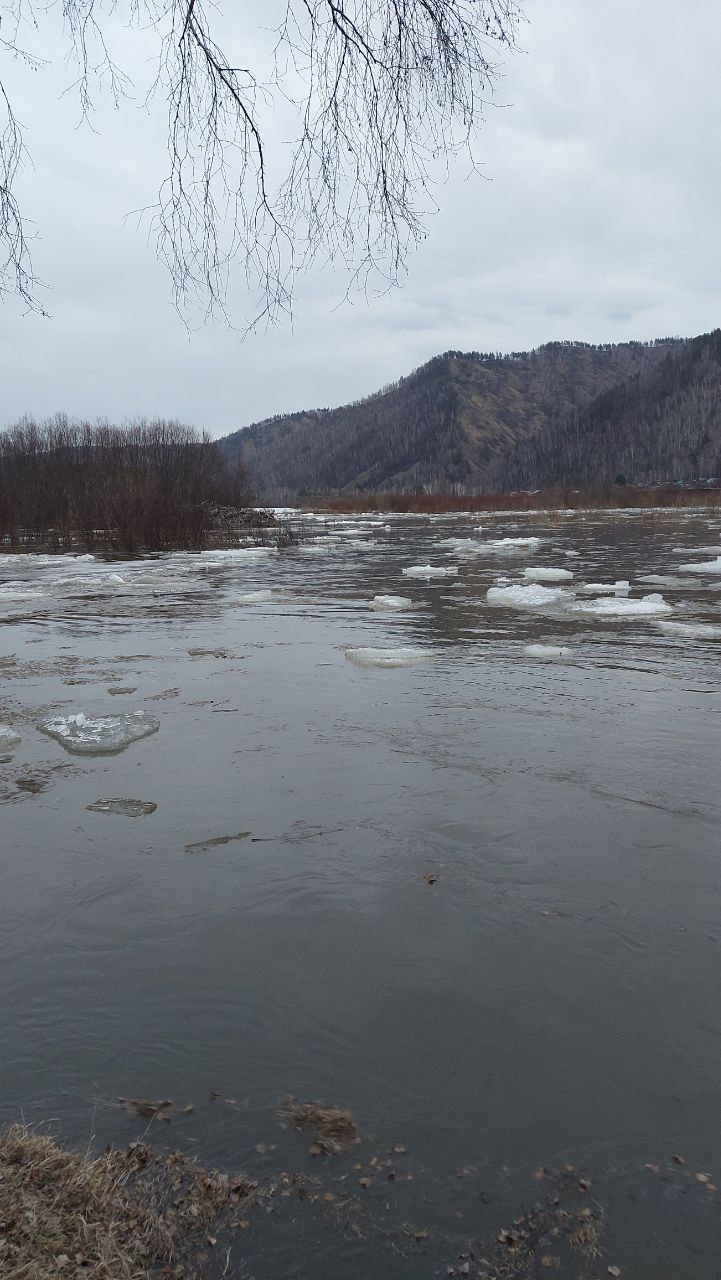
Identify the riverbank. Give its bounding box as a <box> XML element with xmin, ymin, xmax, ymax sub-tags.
<box><xmin>0</xmin><ymin>1122</ymin><xmax>613</xmax><ymax>1280</ymax></box>
<box><xmin>300</xmin><ymin>486</ymin><xmax>721</xmax><ymax>515</ymax></box>
<box><xmin>0</xmin><ymin>1123</ymin><xmax>260</xmax><ymax>1279</ymax></box>
<box><xmin>0</xmin><ymin>505</ymin><xmax>285</xmax><ymax>558</ymax></box>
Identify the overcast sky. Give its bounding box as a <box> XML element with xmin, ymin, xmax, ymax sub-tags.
<box><xmin>1</xmin><ymin>0</ymin><xmax>720</xmax><ymax>437</ymax></box>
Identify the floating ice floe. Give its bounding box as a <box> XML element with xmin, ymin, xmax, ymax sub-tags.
<box><xmin>0</xmin><ymin>584</ymin><xmax>46</xmax><ymax>601</ymax></box>
<box><xmin>672</xmin><ymin>545</ymin><xmax>721</xmax><ymax>556</ymax></box>
<box><xmin>345</xmin><ymin>646</ymin><xmax>431</xmax><ymax>668</ymax></box>
<box><xmin>522</xmin><ymin>644</ymin><xmax>573</xmax><ymax>660</ymax></box>
<box><xmin>636</xmin><ymin>574</ymin><xmax>692</xmax><ymax>588</ymax></box>
<box><xmin>523</xmin><ymin>567</ymin><xmax>573</xmax><ymax>583</ymax></box>
<box><xmin>655</xmin><ymin>620</ymin><xmax>721</xmax><ymax>639</ymax></box>
<box><xmin>486</xmin><ymin>584</ymin><xmax>572</xmax><ymax>610</ymax></box>
<box><xmin>369</xmin><ymin>595</ymin><xmax>413</xmax><ymax>611</ymax></box>
<box><xmin>434</xmin><ymin>537</ymin><xmax>484</xmax><ymax>554</ymax></box>
<box><xmin>576</xmin><ymin>592</ymin><xmax>672</xmax><ymax>617</ymax></box>
<box><xmin>676</xmin><ymin>555</ymin><xmax>721</xmax><ymax>574</ymax></box>
<box><xmin>236</xmin><ymin>590</ymin><xmax>272</xmax><ymax>603</ymax></box>
<box><xmin>37</xmin><ymin>710</ymin><xmax>160</xmax><ymax>755</ymax></box>
<box><xmin>578</xmin><ymin>580</ymin><xmax>630</xmax><ymax>595</ymax></box>
<box><xmin>201</xmin><ymin>547</ymin><xmax>273</xmax><ymax>562</ymax></box>
<box><xmin>0</xmin><ymin>724</ymin><xmax>21</xmax><ymax>749</ymax></box>
<box><xmin>0</xmin><ymin>553</ymin><xmax>96</xmax><ymax>565</ymax></box>
<box><xmin>402</xmin><ymin>564</ymin><xmax>458</xmax><ymax>579</ymax></box>
<box><xmin>86</xmin><ymin>797</ymin><xmax>158</xmax><ymax>816</ymax></box>
<box><xmin>487</xmin><ymin>537</ymin><xmax>541</xmax><ymax>551</ymax></box>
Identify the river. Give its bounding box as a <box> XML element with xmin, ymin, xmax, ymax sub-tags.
<box><xmin>1</xmin><ymin>507</ymin><xmax>720</xmax><ymax>1277</ymax></box>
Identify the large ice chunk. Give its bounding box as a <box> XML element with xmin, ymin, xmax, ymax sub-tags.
<box><xmin>487</xmin><ymin>537</ymin><xmax>541</xmax><ymax>551</ymax></box>
<box><xmin>0</xmin><ymin>583</ymin><xmax>46</xmax><ymax>601</ymax></box>
<box><xmin>578</xmin><ymin>580</ymin><xmax>630</xmax><ymax>594</ymax></box>
<box><xmin>523</xmin><ymin>567</ymin><xmax>573</xmax><ymax>583</ymax></box>
<box><xmin>345</xmin><ymin>647</ymin><xmax>431</xmax><ymax>668</ymax></box>
<box><xmin>87</xmin><ymin>797</ymin><xmax>158</xmax><ymax>816</ymax></box>
<box><xmin>576</xmin><ymin>593</ymin><xmax>671</xmax><ymax>617</ymax></box>
<box><xmin>486</xmin><ymin>583</ymin><xmax>572</xmax><ymax>610</ymax></box>
<box><xmin>201</xmin><ymin>547</ymin><xmax>273</xmax><ymax>562</ymax></box>
<box><xmin>676</xmin><ymin>555</ymin><xmax>721</xmax><ymax>574</ymax></box>
<box><xmin>37</xmin><ymin>709</ymin><xmax>160</xmax><ymax>755</ymax></box>
<box><xmin>0</xmin><ymin>724</ymin><xmax>21</xmax><ymax>749</ymax></box>
<box><xmin>655</xmin><ymin>620</ymin><xmax>721</xmax><ymax>639</ymax></box>
<box><xmin>636</xmin><ymin>574</ymin><xmax>689</xmax><ymax>587</ymax></box>
<box><xmin>369</xmin><ymin>595</ymin><xmax>413</xmax><ymax>610</ymax></box>
<box><xmin>522</xmin><ymin>643</ymin><xmax>573</xmax><ymax>659</ymax></box>
<box><xmin>434</xmin><ymin>537</ymin><xmax>484</xmax><ymax>554</ymax></box>
<box><xmin>402</xmin><ymin>564</ymin><xmax>458</xmax><ymax>579</ymax></box>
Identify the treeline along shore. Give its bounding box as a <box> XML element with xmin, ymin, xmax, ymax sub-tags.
<box><xmin>0</xmin><ymin>416</ymin><xmax>271</xmax><ymax>556</ymax></box>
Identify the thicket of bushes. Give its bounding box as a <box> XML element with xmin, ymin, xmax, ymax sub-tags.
<box><xmin>0</xmin><ymin>416</ymin><xmax>255</xmax><ymax>553</ymax></box>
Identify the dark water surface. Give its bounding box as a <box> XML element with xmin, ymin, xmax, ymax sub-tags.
<box><xmin>2</xmin><ymin>509</ymin><xmax>721</xmax><ymax>1276</ymax></box>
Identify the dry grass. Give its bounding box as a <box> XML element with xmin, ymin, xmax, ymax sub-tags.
<box><xmin>0</xmin><ymin>1124</ymin><xmax>258</xmax><ymax>1279</ymax></box>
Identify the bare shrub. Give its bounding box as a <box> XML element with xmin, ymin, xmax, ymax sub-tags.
<box><xmin>0</xmin><ymin>416</ymin><xmax>256</xmax><ymax>554</ymax></box>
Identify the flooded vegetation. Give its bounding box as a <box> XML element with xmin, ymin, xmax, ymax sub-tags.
<box><xmin>2</xmin><ymin>507</ymin><xmax>721</xmax><ymax>1276</ymax></box>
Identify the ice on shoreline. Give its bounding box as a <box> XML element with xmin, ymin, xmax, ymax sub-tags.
<box><xmin>37</xmin><ymin>710</ymin><xmax>160</xmax><ymax>755</ymax></box>
<box><xmin>345</xmin><ymin>646</ymin><xmax>431</xmax><ymax>668</ymax></box>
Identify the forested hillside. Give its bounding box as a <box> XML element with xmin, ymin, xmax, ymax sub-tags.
<box><xmin>493</xmin><ymin>329</ymin><xmax>721</xmax><ymax>489</ymax></box>
<box><xmin>220</xmin><ymin>337</ymin><xmax>700</xmax><ymax>496</ymax></box>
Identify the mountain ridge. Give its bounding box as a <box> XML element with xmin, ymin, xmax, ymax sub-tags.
<box><xmin>220</xmin><ymin>334</ymin><xmax>721</xmax><ymax>495</ymax></box>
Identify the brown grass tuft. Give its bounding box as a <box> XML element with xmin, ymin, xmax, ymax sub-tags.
<box><xmin>0</xmin><ymin>1123</ymin><xmax>258</xmax><ymax>1279</ymax></box>
<box><xmin>281</xmin><ymin>1098</ymin><xmax>359</xmax><ymax>1154</ymax></box>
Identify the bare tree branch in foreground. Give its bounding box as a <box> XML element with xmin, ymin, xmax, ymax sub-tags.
<box><xmin>0</xmin><ymin>0</ymin><xmax>524</xmax><ymax>325</ymax></box>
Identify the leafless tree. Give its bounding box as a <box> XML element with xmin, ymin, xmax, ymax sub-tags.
<box><xmin>0</xmin><ymin>416</ymin><xmax>255</xmax><ymax>551</ymax></box>
<box><xmin>0</xmin><ymin>0</ymin><xmax>523</xmax><ymax>324</ymax></box>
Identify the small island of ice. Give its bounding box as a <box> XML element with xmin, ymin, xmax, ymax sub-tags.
<box><xmin>37</xmin><ymin>710</ymin><xmax>160</xmax><ymax>755</ymax></box>
<box><xmin>0</xmin><ymin>724</ymin><xmax>21</xmax><ymax>750</ymax></box>
<box><xmin>488</xmin><ymin>537</ymin><xmax>541</xmax><ymax>552</ymax></box>
<box><xmin>522</xmin><ymin>644</ymin><xmax>573</xmax><ymax>660</ymax></box>
<box><xmin>345</xmin><ymin>647</ymin><xmax>431</xmax><ymax>669</ymax></box>
<box><xmin>523</xmin><ymin>567</ymin><xmax>573</xmax><ymax>583</ymax></box>
<box><xmin>677</xmin><ymin>555</ymin><xmax>721</xmax><ymax>574</ymax></box>
<box><xmin>487</xmin><ymin>583</ymin><xmax>572</xmax><ymax>610</ymax></box>
<box><xmin>369</xmin><ymin>595</ymin><xmax>413</xmax><ymax>611</ymax></box>
<box><xmin>576</xmin><ymin>593</ymin><xmax>671</xmax><ymax>617</ymax></box>
<box><xmin>402</xmin><ymin>564</ymin><xmax>458</xmax><ymax>579</ymax></box>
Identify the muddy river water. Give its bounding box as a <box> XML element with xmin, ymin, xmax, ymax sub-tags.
<box><xmin>1</xmin><ymin>508</ymin><xmax>721</xmax><ymax>1277</ymax></box>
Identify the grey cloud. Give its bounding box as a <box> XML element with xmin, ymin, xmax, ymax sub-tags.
<box><xmin>1</xmin><ymin>0</ymin><xmax>720</xmax><ymax>434</ymax></box>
